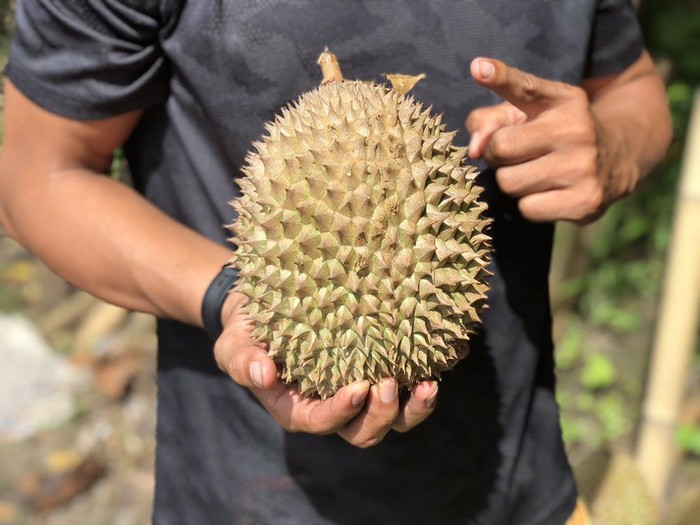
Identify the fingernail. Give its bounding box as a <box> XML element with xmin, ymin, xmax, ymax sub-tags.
<box><xmin>250</xmin><ymin>361</ymin><xmax>264</xmax><ymax>388</ymax></box>
<box><xmin>468</xmin><ymin>131</ymin><xmax>481</xmax><ymax>156</ymax></box>
<box><xmin>478</xmin><ymin>59</ymin><xmax>495</xmax><ymax>80</ymax></box>
<box><xmin>379</xmin><ymin>380</ymin><xmax>396</xmax><ymax>404</ymax></box>
<box><xmin>351</xmin><ymin>382</ymin><xmax>370</xmax><ymax>406</ymax></box>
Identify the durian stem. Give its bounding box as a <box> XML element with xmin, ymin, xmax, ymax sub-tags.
<box><xmin>318</xmin><ymin>49</ymin><xmax>344</xmax><ymax>84</ymax></box>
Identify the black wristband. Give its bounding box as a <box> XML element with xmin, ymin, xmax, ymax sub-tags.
<box><xmin>201</xmin><ymin>266</ymin><xmax>239</xmax><ymax>340</ymax></box>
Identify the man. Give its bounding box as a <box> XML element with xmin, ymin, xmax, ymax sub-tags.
<box><xmin>0</xmin><ymin>1</ymin><xmax>670</xmax><ymax>523</ymax></box>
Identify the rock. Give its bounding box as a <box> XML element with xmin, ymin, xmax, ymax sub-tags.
<box><xmin>0</xmin><ymin>314</ymin><xmax>87</xmax><ymax>441</ymax></box>
<box><xmin>19</xmin><ymin>449</ymin><xmax>106</xmax><ymax>510</ymax></box>
<box><xmin>72</xmin><ymin>302</ymin><xmax>129</xmax><ymax>360</ymax></box>
<box><xmin>0</xmin><ymin>501</ymin><xmax>17</xmax><ymax>524</ymax></box>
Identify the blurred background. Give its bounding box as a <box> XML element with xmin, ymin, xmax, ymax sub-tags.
<box><xmin>0</xmin><ymin>1</ymin><xmax>699</xmax><ymax>524</ymax></box>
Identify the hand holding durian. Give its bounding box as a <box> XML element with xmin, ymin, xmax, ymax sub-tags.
<box><xmin>229</xmin><ymin>50</ymin><xmax>492</xmax><ymax>400</ymax></box>
<box><xmin>213</xmin><ymin>51</ymin><xmax>492</xmax><ymax>446</ymax></box>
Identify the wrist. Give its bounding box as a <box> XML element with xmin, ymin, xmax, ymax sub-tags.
<box><xmin>596</xmin><ymin>116</ymin><xmax>641</xmax><ymax>205</ymax></box>
<box><xmin>201</xmin><ymin>266</ymin><xmax>239</xmax><ymax>339</ymax></box>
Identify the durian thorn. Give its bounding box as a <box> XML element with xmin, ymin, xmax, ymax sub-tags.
<box><xmin>318</xmin><ymin>48</ymin><xmax>344</xmax><ymax>84</ymax></box>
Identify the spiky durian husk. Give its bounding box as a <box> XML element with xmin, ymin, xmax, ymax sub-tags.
<box><xmin>229</xmin><ymin>80</ymin><xmax>491</xmax><ymax>399</ymax></box>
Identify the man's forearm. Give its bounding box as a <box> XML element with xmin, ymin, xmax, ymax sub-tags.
<box><xmin>0</xmin><ymin>168</ymin><xmax>230</xmax><ymax>326</ymax></box>
<box><xmin>586</xmin><ymin>51</ymin><xmax>672</xmax><ymax>202</ymax></box>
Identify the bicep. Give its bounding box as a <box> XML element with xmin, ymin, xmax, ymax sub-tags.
<box><xmin>1</xmin><ymin>80</ymin><xmax>143</xmax><ymax>175</ymax></box>
<box><xmin>0</xmin><ymin>80</ymin><xmax>143</xmax><ymax>236</ymax></box>
<box><xmin>582</xmin><ymin>49</ymin><xmax>672</xmax><ymax>179</ymax></box>
<box><xmin>581</xmin><ymin>50</ymin><xmax>663</xmax><ymax>102</ymax></box>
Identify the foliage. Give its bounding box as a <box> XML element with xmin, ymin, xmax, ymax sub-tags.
<box><xmin>0</xmin><ymin>0</ymin><xmax>13</xmax><ymax>37</ymax></box>
<box><xmin>676</xmin><ymin>425</ymin><xmax>700</xmax><ymax>456</ymax></box>
<box><xmin>110</xmin><ymin>149</ymin><xmax>125</xmax><ymax>180</ymax></box>
<box><xmin>639</xmin><ymin>0</ymin><xmax>700</xmax><ymax>84</ymax></box>
<box><xmin>580</xmin><ymin>354</ymin><xmax>617</xmax><ymax>391</ymax></box>
<box><xmin>559</xmin><ymin>0</ymin><xmax>699</xmax><ymax>332</ymax></box>
<box><xmin>558</xmin><ymin>1</ymin><xmax>700</xmax><ymax>455</ymax></box>
<box><xmin>561</xmin><ymin>67</ymin><xmax>694</xmax><ymax>334</ymax></box>
<box><xmin>556</xmin><ymin>319</ymin><xmax>584</xmax><ymax>370</ymax></box>
<box><xmin>560</xmin><ymin>390</ymin><xmax>631</xmax><ymax>448</ymax></box>
<box><xmin>596</xmin><ymin>392</ymin><xmax>630</xmax><ymax>440</ymax></box>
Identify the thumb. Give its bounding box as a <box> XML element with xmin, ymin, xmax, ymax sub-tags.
<box><xmin>470</xmin><ymin>57</ymin><xmax>566</xmax><ymax>117</ymax></box>
<box><xmin>215</xmin><ymin>302</ymin><xmax>277</xmax><ymax>390</ymax></box>
<box><xmin>225</xmin><ymin>330</ymin><xmax>276</xmax><ymax>391</ymax></box>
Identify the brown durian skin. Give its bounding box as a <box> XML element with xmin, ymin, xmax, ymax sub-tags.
<box><xmin>229</xmin><ymin>79</ymin><xmax>492</xmax><ymax>399</ymax></box>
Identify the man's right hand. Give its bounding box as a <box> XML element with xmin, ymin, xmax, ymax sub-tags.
<box><xmin>214</xmin><ymin>292</ymin><xmax>439</xmax><ymax>448</ymax></box>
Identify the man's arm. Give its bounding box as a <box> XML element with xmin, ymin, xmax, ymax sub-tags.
<box><xmin>0</xmin><ymin>81</ymin><xmax>228</xmax><ymax>325</ymax></box>
<box><xmin>581</xmin><ymin>51</ymin><xmax>672</xmax><ymax>200</ymax></box>
<box><xmin>465</xmin><ymin>51</ymin><xmax>672</xmax><ymax>223</ymax></box>
<box><xmin>0</xmin><ymin>81</ymin><xmax>437</xmax><ymax>446</ymax></box>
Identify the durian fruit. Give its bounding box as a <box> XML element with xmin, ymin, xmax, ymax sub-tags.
<box><xmin>228</xmin><ymin>51</ymin><xmax>491</xmax><ymax>399</ymax></box>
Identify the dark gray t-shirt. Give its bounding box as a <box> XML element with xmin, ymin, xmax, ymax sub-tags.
<box><xmin>7</xmin><ymin>1</ymin><xmax>644</xmax><ymax>523</ymax></box>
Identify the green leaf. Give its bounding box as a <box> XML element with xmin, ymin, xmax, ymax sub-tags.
<box><xmin>596</xmin><ymin>393</ymin><xmax>630</xmax><ymax>441</ymax></box>
<box><xmin>576</xmin><ymin>392</ymin><xmax>596</xmax><ymax>412</ymax></box>
<box><xmin>580</xmin><ymin>354</ymin><xmax>616</xmax><ymax>391</ymax></box>
<box><xmin>556</xmin><ymin>321</ymin><xmax>584</xmax><ymax>370</ymax></box>
<box><xmin>561</xmin><ymin>415</ymin><xmax>586</xmax><ymax>445</ymax></box>
<box><xmin>676</xmin><ymin>425</ymin><xmax>700</xmax><ymax>456</ymax></box>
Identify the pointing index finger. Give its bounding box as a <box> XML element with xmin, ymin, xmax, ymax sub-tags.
<box><xmin>470</xmin><ymin>57</ymin><xmax>565</xmax><ymax>116</ymax></box>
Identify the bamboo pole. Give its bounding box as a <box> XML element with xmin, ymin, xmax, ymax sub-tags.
<box><xmin>636</xmin><ymin>90</ymin><xmax>700</xmax><ymax>504</ymax></box>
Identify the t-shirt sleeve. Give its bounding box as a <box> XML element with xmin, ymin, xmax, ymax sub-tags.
<box><xmin>585</xmin><ymin>0</ymin><xmax>645</xmax><ymax>78</ymax></box>
<box><xmin>5</xmin><ymin>0</ymin><xmax>170</xmax><ymax>120</ymax></box>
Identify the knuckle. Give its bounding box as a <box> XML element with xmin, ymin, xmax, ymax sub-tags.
<box><xmin>517</xmin><ymin>198</ymin><xmax>534</xmax><ymax>220</ymax></box>
<box><xmin>225</xmin><ymin>355</ymin><xmax>240</xmax><ymax>381</ymax></box>
<box><xmin>290</xmin><ymin>413</ymin><xmax>318</xmax><ymax>435</ymax></box>
<box><xmin>573</xmin><ymin>148</ymin><xmax>598</xmax><ymax>181</ymax></box>
<box><xmin>303</xmin><ymin>409</ymin><xmax>328</xmax><ymax>435</ymax></box>
<box><xmin>222</xmin><ymin>351</ymin><xmax>244</xmax><ymax>384</ymax></box>
<box><xmin>465</xmin><ymin>108</ymin><xmax>486</xmax><ymax>132</ymax></box>
<box><xmin>355</xmin><ymin>436</ymin><xmax>384</xmax><ymax>449</ymax></box>
<box><xmin>392</xmin><ymin>424</ymin><xmax>409</xmax><ymax>434</ymax></box>
<box><xmin>571</xmin><ymin>185</ymin><xmax>604</xmax><ymax>223</ymax></box>
<box><xmin>518</xmin><ymin>196</ymin><xmax>545</xmax><ymax>222</ymax></box>
<box><xmin>518</xmin><ymin>73</ymin><xmax>540</xmax><ymax>102</ymax></box>
<box><xmin>380</xmin><ymin>402</ymin><xmax>401</xmax><ymax>422</ymax></box>
<box><xmin>393</xmin><ymin>407</ymin><xmax>427</xmax><ymax>434</ymax></box>
<box><xmin>495</xmin><ymin>167</ymin><xmax>517</xmax><ymax>195</ymax></box>
<box><xmin>301</xmin><ymin>411</ymin><xmax>317</xmax><ymax>433</ymax></box>
<box><xmin>306</xmin><ymin>404</ymin><xmax>343</xmax><ymax>435</ymax></box>
<box><xmin>284</xmin><ymin>421</ymin><xmax>300</xmax><ymax>433</ymax></box>
<box><xmin>568</xmin><ymin>119</ymin><xmax>596</xmax><ymax>146</ymax></box>
<box><xmin>585</xmin><ymin>185</ymin><xmax>605</xmax><ymax>212</ymax></box>
<box><xmin>567</xmin><ymin>84</ymin><xmax>589</xmax><ymax>105</ymax></box>
<box><xmin>488</xmin><ymin>131</ymin><xmax>512</xmax><ymax>160</ymax></box>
